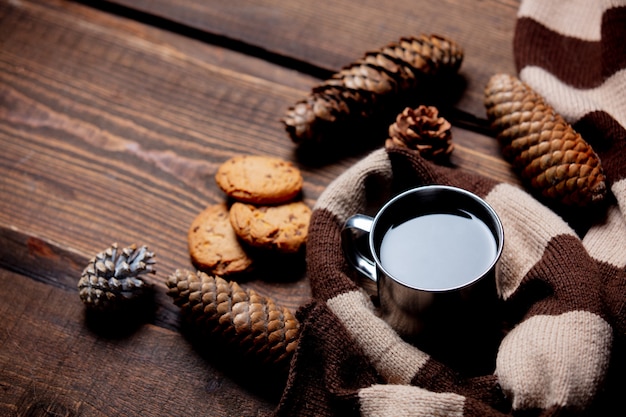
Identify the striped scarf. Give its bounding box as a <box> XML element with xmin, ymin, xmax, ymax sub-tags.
<box><xmin>274</xmin><ymin>1</ymin><xmax>626</xmax><ymax>416</ymax></box>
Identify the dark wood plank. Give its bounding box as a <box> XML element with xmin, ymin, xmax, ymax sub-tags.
<box><xmin>1</xmin><ymin>0</ymin><xmax>325</xmax><ymax>312</ymax></box>
<box><xmin>0</xmin><ymin>224</ymin><xmax>183</xmax><ymax>330</ymax></box>
<box><xmin>0</xmin><ymin>268</ymin><xmax>278</xmax><ymax>416</ymax></box>
<box><xmin>0</xmin><ymin>8</ymin><xmax>312</xmax><ymax>411</ymax></box>
<box><xmin>91</xmin><ymin>0</ymin><xmax>520</xmax><ymax>119</ymax></box>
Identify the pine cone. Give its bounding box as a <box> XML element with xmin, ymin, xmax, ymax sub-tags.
<box><xmin>166</xmin><ymin>269</ymin><xmax>299</xmax><ymax>367</ymax></box>
<box><xmin>385</xmin><ymin>105</ymin><xmax>453</xmax><ymax>159</ymax></box>
<box><xmin>283</xmin><ymin>34</ymin><xmax>463</xmax><ymax>145</ymax></box>
<box><xmin>78</xmin><ymin>243</ymin><xmax>155</xmax><ymax>311</ymax></box>
<box><xmin>484</xmin><ymin>73</ymin><xmax>606</xmax><ymax>206</ymax></box>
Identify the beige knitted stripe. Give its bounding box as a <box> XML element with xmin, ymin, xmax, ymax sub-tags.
<box><xmin>484</xmin><ymin>183</ymin><xmax>577</xmax><ymax>299</ymax></box>
<box><xmin>358</xmin><ymin>384</ymin><xmax>465</xmax><ymax>417</ymax></box>
<box><xmin>519</xmin><ymin>66</ymin><xmax>626</xmax><ymax>128</ymax></box>
<box><xmin>611</xmin><ymin>177</ymin><xmax>626</xmax><ymax>219</ymax></box>
<box><xmin>314</xmin><ymin>148</ymin><xmax>393</xmax><ymax>224</ymax></box>
<box><xmin>326</xmin><ymin>290</ymin><xmax>430</xmax><ymax>385</ymax></box>
<box><xmin>583</xmin><ymin>204</ymin><xmax>626</xmax><ymax>267</ymax></box>
<box><xmin>495</xmin><ymin>310</ymin><xmax>613</xmax><ymax>411</ymax></box>
<box><xmin>517</xmin><ymin>0</ymin><xmax>624</xmax><ymax>40</ymax></box>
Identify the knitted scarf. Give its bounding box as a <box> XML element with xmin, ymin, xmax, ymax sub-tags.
<box><xmin>273</xmin><ymin>1</ymin><xmax>626</xmax><ymax>416</ymax></box>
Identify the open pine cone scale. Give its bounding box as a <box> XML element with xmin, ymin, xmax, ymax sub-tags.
<box><xmin>484</xmin><ymin>73</ymin><xmax>606</xmax><ymax>207</ymax></box>
<box><xmin>166</xmin><ymin>269</ymin><xmax>299</xmax><ymax>368</ymax></box>
<box><xmin>385</xmin><ymin>105</ymin><xmax>454</xmax><ymax>160</ymax></box>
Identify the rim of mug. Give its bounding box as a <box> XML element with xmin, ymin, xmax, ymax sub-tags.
<box><xmin>369</xmin><ymin>184</ymin><xmax>504</xmax><ymax>292</ymax></box>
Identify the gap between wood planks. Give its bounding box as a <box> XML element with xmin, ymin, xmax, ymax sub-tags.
<box><xmin>71</xmin><ymin>0</ymin><xmax>334</xmax><ymax>80</ymax></box>
<box><xmin>70</xmin><ymin>0</ymin><xmax>496</xmax><ymax>136</ymax></box>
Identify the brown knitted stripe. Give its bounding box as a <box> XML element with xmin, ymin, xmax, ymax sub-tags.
<box><xmin>412</xmin><ymin>359</ymin><xmax>506</xmax><ymax>407</ymax></box>
<box><xmin>583</xmin><ymin>204</ymin><xmax>626</xmax><ymax>333</ymax></box>
<box><xmin>484</xmin><ymin>184</ymin><xmax>577</xmax><ymax>300</ymax></box>
<box><xmin>598</xmin><ymin>260</ymin><xmax>626</xmax><ymax>334</ymax></box>
<box><xmin>514</xmin><ymin>18</ymin><xmax>601</xmax><ymax>88</ymax></box>
<box><xmin>520</xmin><ymin>234</ymin><xmax>606</xmax><ymax>317</ymax></box>
<box><xmin>574</xmin><ymin>111</ymin><xmax>626</xmax><ymax>185</ymax></box>
<box><xmin>461</xmin><ymin>397</ymin><xmax>512</xmax><ymax>417</ymax></box>
<box><xmin>306</xmin><ymin>208</ymin><xmax>363</xmax><ymax>301</ymax></box>
<box><xmin>274</xmin><ymin>301</ymin><xmax>373</xmax><ymax>417</ymax></box>
<box><xmin>308</xmin><ymin>148</ymin><xmax>394</xmax><ymax>301</ymax></box>
<box><xmin>514</xmin><ymin>7</ymin><xmax>626</xmax><ymax>87</ymax></box>
<box><xmin>603</xmin><ymin>6</ymin><xmax>626</xmax><ymax>71</ymax></box>
<box><xmin>583</xmin><ymin>205</ymin><xmax>626</xmax><ymax>268</ymax></box>
<box><xmin>387</xmin><ymin>147</ymin><xmax>500</xmax><ymax>199</ymax></box>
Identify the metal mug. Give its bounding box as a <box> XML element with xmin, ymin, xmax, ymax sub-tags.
<box><xmin>341</xmin><ymin>185</ymin><xmax>504</xmax><ymax>338</ymax></box>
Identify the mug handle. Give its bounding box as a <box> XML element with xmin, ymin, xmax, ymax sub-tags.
<box><xmin>341</xmin><ymin>214</ymin><xmax>377</xmax><ymax>282</ymax></box>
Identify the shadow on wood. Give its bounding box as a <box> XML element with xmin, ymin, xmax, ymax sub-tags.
<box><xmin>83</xmin><ymin>290</ymin><xmax>157</xmax><ymax>339</ymax></box>
<box><xmin>177</xmin><ymin>319</ymin><xmax>289</xmax><ymax>405</ymax></box>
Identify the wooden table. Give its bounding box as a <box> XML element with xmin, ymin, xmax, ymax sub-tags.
<box><xmin>0</xmin><ymin>0</ymin><xmax>520</xmax><ymax>415</ymax></box>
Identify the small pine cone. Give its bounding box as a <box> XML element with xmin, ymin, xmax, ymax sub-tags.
<box><xmin>283</xmin><ymin>34</ymin><xmax>463</xmax><ymax>145</ymax></box>
<box><xmin>484</xmin><ymin>73</ymin><xmax>606</xmax><ymax>206</ymax></box>
<box><xmin>78</xmin><ymin>243</ymin><xmax>155</xmax><ymax>311</ymax></box>
<box><xmin>166</xmin><ymin>269</ymin><xmax>299</xmax><ymax>367</ymax></box>
<box><xmin>385</xmin><ymin>105</ymin><xmax>453</xmax><ymax>159</ymax></box>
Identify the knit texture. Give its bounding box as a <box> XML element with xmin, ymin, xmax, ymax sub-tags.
<box><xmin>515</xmin><ymin>0</ymin><xmax>626</xmax><ymax>211</ymax></box>
<box><xmin>273</xmin><ymin>1</ymin><xmax>626</xmax><ymax>416</ymax></box>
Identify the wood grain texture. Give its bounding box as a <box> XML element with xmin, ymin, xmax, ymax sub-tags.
<box><xmin>0</xmin><ymin>0</ymin><xmax>520</xmax><ymax>414</ymax></box>
<box><xmin>0</xmin><ymin>269</ymin><xmax>278</xmax><ymax>416</ymax></box>
<box><xmin>0</xmin><ymin>0</ymin><xmax>320</xmax><ymax>310</ymax></box>
<box><xmin>94</xmin><ymin>0</ymin><xmax>520</xmax><ymax>118</ymax></box>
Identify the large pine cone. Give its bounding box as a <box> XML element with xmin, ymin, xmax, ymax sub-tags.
<box><xmin>484</xmin><ymin>73</ymin><xmax>606</xmax><ymax>206</ymax></box>
<box><xmin>385</xmin><ymin>105</ymin><xmax>453</xmax><ymax>160</ymax></box>
<box><xmin>283</xmin><ymin>34</ymin><xmax>463</xmax><ymax>145</ymax></box>
<box><xmin>166</xmin><ymin>269</ymin><xmax>299</xmax><ymax>367</ymax></box>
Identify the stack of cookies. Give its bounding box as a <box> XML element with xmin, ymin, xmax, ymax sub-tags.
<box><xmin>187</xmin><ymin>155</ymin><xmax>311</xmax><ymax>276</ymax></box>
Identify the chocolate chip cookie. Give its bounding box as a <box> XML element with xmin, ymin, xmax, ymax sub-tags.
<box><xmin>187</xmin><ymin>203</ymin><xmax>254</xmax><ymax>275</ymax></box>
<box><xmin>229</xmin><ymin>201</ymin><xmax>311</xmax><ymax>253</ymax></box>
<box><xmin>215</xmin><ymin>155</ymin><xmax>303</xmax><ymax>204</ymax></box>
